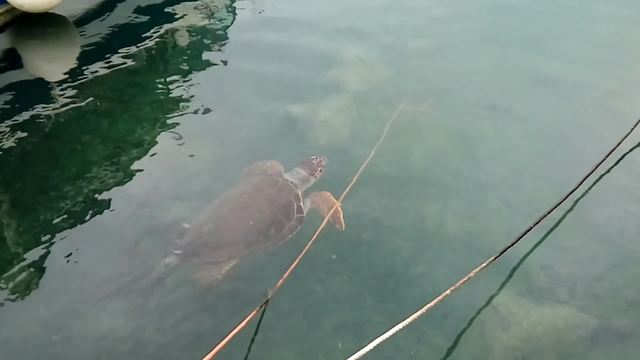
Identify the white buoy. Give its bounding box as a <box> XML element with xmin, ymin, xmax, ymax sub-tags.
<box><xmin>8</xmin><ymin>12</ymin><xmax>80</xmax><ymax>82</ymax></box>
<box><xmin>7</xmin><ymin>0</ymin><xmax>62</xmax><ymax>13</ymax></box>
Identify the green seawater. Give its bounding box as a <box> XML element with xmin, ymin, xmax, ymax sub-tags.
<box><xmin>1</xmin><ymin>0</ymin><xmax>640</xmax><ymax>359</ymax></box>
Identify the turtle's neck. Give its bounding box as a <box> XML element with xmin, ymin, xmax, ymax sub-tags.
<box><xmin>284</xmin><ymin>167</ymin><xmax>316</xmax><ymax>191</ymax></box>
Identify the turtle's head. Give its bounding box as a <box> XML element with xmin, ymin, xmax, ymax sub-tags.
<box><xmin>298</xmin><ymin>155</ymin><xmax>327</xmax><ymax>179</ymax></box>
<box><xmin>286</xmin><ymin>155</ymin><xmax>327</xmax><ymax>190</ymax></box>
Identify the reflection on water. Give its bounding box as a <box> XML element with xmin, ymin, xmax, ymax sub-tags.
<box><xmin>7</xmin><ymin>13</ymin><xmax>81</xmax><ymax>82</ymax></box>
<box><xmin>0</xmin><ymin>0</ymin><xmax>236</xmax><ymax>304</ymax></box>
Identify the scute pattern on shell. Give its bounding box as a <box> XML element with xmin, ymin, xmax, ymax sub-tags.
<box><xmin>176</xmin><ymin>169</ymin><xmax>307</xmax><ymax>267</ymax></box>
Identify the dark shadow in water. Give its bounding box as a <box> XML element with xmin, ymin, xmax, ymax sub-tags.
<box><xmin>72</xmin><ymin>0</ymin><xmax>133</xmax><ymax>28</ymax></box>
<box><xmin>243</xmin><ymin>300</ymin><xmax>270</xmax><ymax>360</ymax></box>
<box><xmin>0</xmin><ymin>0</ymin><xmax>238</xmax><ymax>303</ymax></box>
<box><xmin>440</xmin><ymin>141</ymin><xmax>640</xmax><ymax>360</ymax></box>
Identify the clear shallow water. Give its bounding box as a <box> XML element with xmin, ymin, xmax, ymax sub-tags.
<box><xmin>1</xmin><ymin>0</ymin><xmax>640</xmax><ymax>359</ymax></box>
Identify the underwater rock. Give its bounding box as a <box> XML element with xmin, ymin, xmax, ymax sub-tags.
<box><xmin>486</xmin><ymin>291</ymin><xmax>598</xmax><ymax>360</ymax></box>
<box><xmin>327</xmin><ymin>48</ymin><xmax>393</xmax><ymax>92</ymax></box>
<box><xmin>288</xmin><ymin>47</ymin><xmax>392</xmax><ymax>145</ymax></box>
<box><xmin>287</xmin><ymin>92</ymin><xmax>355</xmax><ymax>145</ymax></box>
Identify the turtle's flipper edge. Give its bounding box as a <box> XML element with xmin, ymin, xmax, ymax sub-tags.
<box><xmin>308</xmin><ymin>191</ymin><xmax>345</xmax><ymax>231</ymax></box>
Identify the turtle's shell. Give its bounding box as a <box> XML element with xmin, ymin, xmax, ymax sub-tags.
<box><xmin>176</xmin><ymin>168</ymin><xmax>305</xmax><ymax>265</ymax></box>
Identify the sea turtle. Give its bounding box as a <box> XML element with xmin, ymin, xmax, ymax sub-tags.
<box><xmin>164</xmin><ymin>155</ymin><xmax>345</xmax><ymax>286</ymax></box>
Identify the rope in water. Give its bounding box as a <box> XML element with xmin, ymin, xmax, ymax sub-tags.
<box><xmin>439</xmin><ymin>140</ymin><xmax>640</xmax><ymax>360</ymax></box>
<box><xmin>200</xmin><ymin>101</ymin><xmax>412</xmax><ymax>360</ymax></box>
<box><xmin>242</xmin><ymin>299</ymin><xmax>270</xmax><ymax>360</ymax></box>
<box><xmin>345</xmin><ymin>117</ymin><xmax>640</xmax><ymax>360</ymax></box>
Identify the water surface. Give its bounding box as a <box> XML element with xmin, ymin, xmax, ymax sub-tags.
<box><xmin>1</xmin><ymin>0</ymin><xmax>640</xmax><ymax>359</ymax></box>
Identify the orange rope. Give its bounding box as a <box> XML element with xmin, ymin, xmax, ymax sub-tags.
<box><xmin>201</xmin><ymin>101</ymin><xmax>413</xmax><ymax>360</ymax></box>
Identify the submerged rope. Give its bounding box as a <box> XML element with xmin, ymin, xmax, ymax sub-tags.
<box><xmin>346</xmin><ymin>117</ymin><xmax>640</xmax><ymax>360</ymax></box>
<box><xmin>200</xmin><ymin>101</ymin><xmax>414</xmax><ymax>360</ymax></box>
<box><xmin>440</xmin><ymin>140</ymin><xmax>640</xmax><ymax>360</ymax></box>
<box><xmin>242</xmin><ymin>299</ymin><xmax>270</xmax><ymax>360</ymax></box>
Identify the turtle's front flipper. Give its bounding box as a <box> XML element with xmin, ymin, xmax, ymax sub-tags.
<box><xmin>307</xmin><ymin>191</ymin><xmax>346</xmax><ymax>230</ymax></box>
<box><xmin>194</xmin><ymin>259</ymin><xmax>238</xmax><ymax>287</ymax></box>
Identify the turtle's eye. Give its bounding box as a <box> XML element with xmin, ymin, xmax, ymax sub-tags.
<box><xmin>310</xmin><ymin>155</ymin><xmax>326</xmax><ymax>165</ymax></box>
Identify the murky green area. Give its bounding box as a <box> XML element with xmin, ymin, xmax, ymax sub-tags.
<box><xmin>1</xmin><ymin>0</ymin><xmax>640</xmax><ymax>359</ymax></box>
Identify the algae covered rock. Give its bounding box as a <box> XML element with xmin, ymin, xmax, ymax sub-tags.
<box><xmin>486</xmin><ymin>291</ymin><xmax>598</xmax><ymax>360</ymax></box>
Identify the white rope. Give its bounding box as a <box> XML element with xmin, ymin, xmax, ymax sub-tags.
<box><xmin>346</xmin><ymin>256</ymin><xmax>495</xmax><ymax>360</ymax></box>
<box><xmin>346</xmin><ymin>117</ymin><xmax>640</xmax><ymax>360</ymax></box>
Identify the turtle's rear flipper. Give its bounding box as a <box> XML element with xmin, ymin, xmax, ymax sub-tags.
<box><xmin>194</xmin><ymin>259</ymin><xmax>238</xmax><ymax>287</ymax></box>
<box><xmin>307</xmin><ymin>191</ymin><xmax>345</xmax><ymax>230</ymax></box>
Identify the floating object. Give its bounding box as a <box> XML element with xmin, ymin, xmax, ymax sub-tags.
<box><xmin>7</xmin><ymin>12</ymin><xmax>79</xmax><ymax>82</ymax></box>
<box><xmin>6</xmin><ymin>0</ymin><xmax>62</xmax><ymax>13</ymax></box>
<box><xmin>0</xmin><ymin>0</ymin><xmax>63</xmax><ymax>27</ymax></box>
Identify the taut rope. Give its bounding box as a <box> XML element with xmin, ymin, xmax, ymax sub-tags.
<box><xmin>201</xmin><ymin>101</ymin><xmax>416</xmax><ymax>359</ymax></box>
<box><xmin>346</xmin><ymin>117</ymin><xmax>640</xmax><ymax>360</ymax></box>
